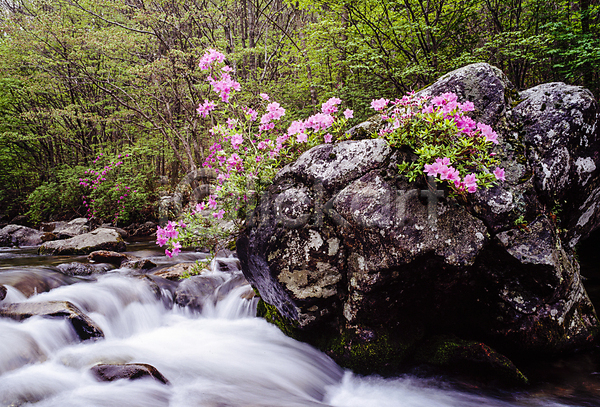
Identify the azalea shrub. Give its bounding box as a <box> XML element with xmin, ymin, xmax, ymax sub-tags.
<box><xmin>79</xmin><ymin>151</ymin><xmax>153</xmax><ymax>226</ymax></box>
<box><xmin>157</xmin><ymin>49</ymin><xmax>505</xmax><ymax>257</ymax></box>
<box><xmin>372</xmin><ymin>93</ymin><xmax>505</xmax><ymax>195</ymax></box>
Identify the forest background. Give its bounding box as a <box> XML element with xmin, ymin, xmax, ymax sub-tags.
<box><xmin>0</xmin><ymin>0</ymin><xmax>598</xmax><ymax>225</ymax></box>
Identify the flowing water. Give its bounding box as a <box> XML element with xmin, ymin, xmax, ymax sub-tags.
<box><xmin>0</xmin><ymin>241</ymin><xmax>599</xmax><ymax>407</ymax></box>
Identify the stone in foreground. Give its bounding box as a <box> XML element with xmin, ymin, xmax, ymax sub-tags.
<box><xmin>0</xmin><ymin>301</ymin><xmax>104</xmax><ymax>341</ymax></box>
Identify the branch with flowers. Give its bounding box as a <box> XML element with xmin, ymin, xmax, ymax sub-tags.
<box><xmin>156</xmin><ymin>50</ymin><xmax>505</xmax><ymax>258</ymax></box>
<box><xmin>156</xmin><ymin>49</ymin><xmax>354</xmax><ymax>258</ymax></box>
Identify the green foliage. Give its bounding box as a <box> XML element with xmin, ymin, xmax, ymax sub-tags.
<box><xmin>25</xmin><ymin>166</ymin><xmax>86</xmax><ymax>223</ymax></box>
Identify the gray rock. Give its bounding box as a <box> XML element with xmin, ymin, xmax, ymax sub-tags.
<box><xmin>238</xmin><ymin>63</ymin><xmax>600</xmax><ymax>372</ymax></box>
<box><xmin>52</xmin><ymin>218</ymin><xmax>90</xmax><ymax>239</ymax></box>
<box><xmin>512</xmin><ymin>83</ymin><xmax>600</xmax><ymax>248</ymax></box>
<box><xmin>56</xmin><ymin>262</ymin><xmax>112</xmax><ymax>276</ymax></box>
<box><xmin>38</xmin><ymin>228</ymin><xmax>126</xmax><ymax>255</ymax></box>
<box><xmin>151</xmin><ymin>263</ymin><xmax>202</xmax><ymax>281</ymax></box>
<box><xmin>90</xmin><ymin>363</ymin><xmax>169</xmax><ymax>384</ymax></box>
<box><xmin>0</xmin><ymin>269</ymin><xmax>77</xmax><ymax>298</ymax></box>
<box><xmin>0</xmin><ymin>225</ymin><xmax>44</xmax><ymax>247</ymax></box>
<box><xmin>174</xmin><ymin>275</ymin><xmax>224</xmax><ymax>310</ymax></box>
<box><xmin>0</xmin><ymin>285</ymin><xmax>6</xmax><ymax>301</ymax></box>
<box><xmin>0</xmin><ymin>301</ymin><xmax>104</xmax><ymax>341</ymax></box>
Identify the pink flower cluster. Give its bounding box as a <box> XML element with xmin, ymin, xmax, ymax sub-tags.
<box><xmin>199</xmin><ymin>49</ymin><xmax>225</xmax><ymax>70</ymax></box>
<box><xmin>208</xmin><ymin>72</ymin><xmax>241</xmax><ymax>102</ymax></box>
<box><xmin>287</xmin><ymin>97</ymin><xmax>352</xmax><ymax>143</ymax></box>
<box><xmin>197</xmin><ymin>100</ymin><xmax>216</xmax><ymax>117</ymax></box>
<box><xmin>156</xmin><ymin>221</ymin><xmax>183</xmax><ymax>258</ymax></box>
<box><xmin>424</xmin><ymin>158</ymin><xmax>479</xmax><ymax>193</ymax></box>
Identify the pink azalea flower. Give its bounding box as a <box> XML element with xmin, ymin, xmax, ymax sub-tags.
<box><xmin>424</xmin><ymin>162</ymin><xmax>442</xmax><ymax>177</ymax></box>
<box><xmin>165</xmin><ymin>249</ymin><xmax>173</xmax><ymax>258</ymax></box>
<box><xmin>493</xmin><ymin>167</ymin><xmax>506</xmax><ymax>181</ymax></box>
<box><xmin>464</xmin><ymin>173</ymin><xmax>478</xmax><ymax>193</ymax></box>
<box><xmin>197</xmin><ymin>100</ymin><xmax>216</xmax><ymax>117</ymax></box>
<box><xmin>199</xmin><ymin>49</ymin><xmax>225</xmax><ymax>70</ymax></box>
<box><xmin>343</xmin><ymin>109</ymin><xmax>354</xmax><ymax>119</ymax></box>
<box><xmin>321</xmin><ymin>97</ymin><xmax>342</xmax><ymax>114</ymax></box>
<box><xmin>196</xmin><ymin>202</ymin><xmax>206</xmax><ymax>212</ymax></box>
<box><xmin>371</xmin><ymin>98</ymin><xmax>390</xmax><ymax>111</ymax></box>
<box><xmin>324</xmin><ymin>133</ymin><xmax>333</xmax><ymax>143</ymax></box>
<box><xmin>208</xmin><ymin>195</ymin><xmax>218</xmax><ymax>209</ymax></box>
<box><xmin>213</xmin><ymin>209</ymin><xmax>226</xmax><ymax>219</ymax></box>
<box><xmin>171</xmin><ymin>242</ymin><xmax>182</xmax><ymax>256</ymax></box>
<box><xmin>296</xmin><ymin>132</ymin><xmax>308</xmax><ymax>143</ymax></box>
<box><xmin>459</xmin><ymin>101</ymin><xmax>475</xmax><ymax>112</ymax></box>
<box><xmin>231</xmin><ymin>133</ymin><xmax>244</xmax><ymax>149</ymax></box>
<box><xmin>260</xmin><ymin>93</ymin><xmax>270</xmax><ymax>100</ymax></box>
<box><xmin>287</xmin><ymin>120</ymin><xmax>305</xmax><ymax>136</ymax></box>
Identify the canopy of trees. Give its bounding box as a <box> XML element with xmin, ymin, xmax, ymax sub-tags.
<box><xmin>0</xmin><ymin>0</ymin><xmax>597</xmax><ymax>223</ymax></box>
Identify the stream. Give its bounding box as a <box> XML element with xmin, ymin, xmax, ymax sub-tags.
<box><xmin>1</xmin><ymin>240</ymin><xmax>600</xmax><ymax>407</ymax></box>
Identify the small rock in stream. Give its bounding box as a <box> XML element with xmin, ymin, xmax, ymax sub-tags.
<box><xmin>0</xmin><ymin>285</ymin><xmax>6</xmax><ymax>301</ymax></box>
<box><xmin>90</xmin><ymin>363</ymin><xmax>170</xmax><ymax>385</ymax></box>
<box><xmin>0</xmin><ymin>301</ymin><xmax>104</xmax><ymax>341</ymax></box>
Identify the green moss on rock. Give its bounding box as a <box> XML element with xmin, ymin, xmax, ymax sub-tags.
<box><xmin>256</xmin><ymin>299</ymin><xmax>300</xmax><ymax>339</ymax></box>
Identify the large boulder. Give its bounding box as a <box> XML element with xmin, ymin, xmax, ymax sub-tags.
<box><xmin>38</xmin><ymin>228</ymin><xmax>126</xmax><ymax>255</ymax></box>
<box><xmin>0</xmin><ymin>225</ymin><xmax>44</xmax><ymax>247</ymax></box>
<box><xmin>238</xmin><ymin>63</ymin><xmax>600</xmax><ymax>373</ymax></box>
<box><xmin>0</xmin><ymin>301</ymin><xmax>104</xmax><ymax>341</ymax></box>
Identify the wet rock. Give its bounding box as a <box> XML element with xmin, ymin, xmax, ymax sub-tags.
<box><xmin>0</xmin><ymin>225</ymin><xmax>44</xmax><ymax>247</ymax></box>
<box><xmin>39</xmin><ymin>228</ymin><xmax>126</xmax><ymax>255</ymax></box>
<box><xmin>121</xmin><ymin>258</ymin><xmax>156</xmax><ymax>270</ymax></box>
<box><xmin>90</xmin><ymin>363</ymin><xmax>169</xmax><ymax>385</ymax></box>
<box><xmin>152</xmin><ymin>262</ymin><xmax>203</xmax><ymax>281</ymax></box>
<box><xmin>174</xmin><ymin>275</ymin><xmax>224</xmax><ymax>310</ymax></box>
<box><xmin>0</xmin><ymin>301</ymin><xmax>104</xmax><ymax>341</ymax></box>
<box><xmin>239</xmin><ymin>63</ymin><xmax>600</xmax><ymax>374</ymax></box>
<box><xmin>0</xmin><ymin>269</ymin><xmax>78</xmax><ymax>297</ymax></box>
<box><xmin>414</xmin><ymin>335</ymin><xmax>528</xmax><ymax>385</ymax></box>
<box><xmin>0</xmin><ymin>285</ymin><xmax>6</xmax><ymax>301</ymax></box>
<box><xmin>88</xmin><ymin>250</ymin><xmax>130</xmax><ymax>265</ymax></box>
<box><xmin>56</xmin><ymin>262</ymin><xmax>112</xmax><ymax>276</ymax></box>
<box><xmin>215</xmin><ymin>273</ymin><xmax>251</xmax><ymax>301</ymax></box>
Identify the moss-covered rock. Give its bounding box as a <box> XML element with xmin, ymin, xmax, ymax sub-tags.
<box><xmin>414</xmin><ymin>335</ymin><xmax>528</xmax><ymax>385</ymax></box>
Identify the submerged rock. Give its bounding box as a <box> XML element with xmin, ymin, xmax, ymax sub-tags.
<box><xmin>39</xmin><ymin>228</ymin><xmax>126</xmax><ymax>255</ymax></box>
<box><xmin>0</xmin><ymin>301</ymin><xmax>104</xmax><ymax>341</ymax></box>
<box><xmin>174</xmin><ymin>275</ymin><xmax>224</xmax><ymax>310</ymax></box>
<box><xmin>56</xmin><ymin>262</ymin><xmax>112</xmax><ymax>276</ymax></box>
<box><xmin>90</xmin><ymin>363</ymin><xmax>169</xmax><ymax>385</ymax></box>
<box><xmin>238</xmin><ymin>63</ymin><xmax>600</xmax><ymax>374</ymax></box>
<box><xmin>0</xmin><ymin>225</ymin><xmax>44</xmax><ymax>247</ymax></box>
